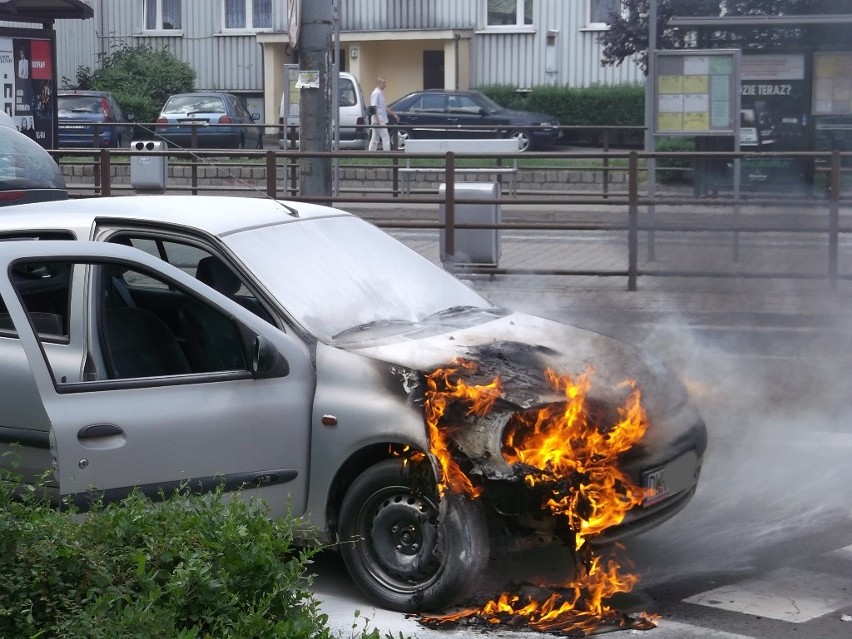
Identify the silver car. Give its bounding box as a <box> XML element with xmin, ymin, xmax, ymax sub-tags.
<box><xmin>0</xmin><ymin>196</ymin><xmax>706</xmax><ymax>612</ymax></box>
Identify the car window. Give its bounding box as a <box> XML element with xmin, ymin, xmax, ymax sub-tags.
<box><xmin>8</xmin><ymin>257</ymin><xmax>251</xmax><ymax>384</ymax></box>
<box><xmin>340</xmin><ymin>81</ymin><xmax>356</xmax><ymax>107</ymax></box>
<box><xmin>105</xmin><ymin>235</ymin><xmax>273</xmax><ymax>324</ymax></box>
<box><xmin>0</xmin><ymin>126</ymin><xmax>67</xmax><ymax>191</ymax></box>
<box><xmin>163</xmin><ymin>96</ymin><xmax>226</xmax><ymax>115</ymax></box>
<box><xmin>58</xmin><ymin>96</ymin><xmax>101</xmax><ymax>113</ymax></box>
<box><xmin>455</xmin><ymin>95</ymin><xmax>482</xmax><ymax>113</ymax></box>
<box><xmin>421</xmin><ymin>94</ymin><xmax>446</xmax><ymax>112</ymax></box>
<box><xmin>1</xmin><ymin>261</ymin><xmax>71</xmax><ymax>343</ymax></box>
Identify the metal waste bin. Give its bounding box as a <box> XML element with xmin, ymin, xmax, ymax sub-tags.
<box><xmin>130</xmin><ymin>140</ymin><xmax>168</xmax><ymax>192</ymax></box>
<box><xmin>439</xmin><ymin>181</ymin><xmax>501</xmax><ymax>267</ymax></box>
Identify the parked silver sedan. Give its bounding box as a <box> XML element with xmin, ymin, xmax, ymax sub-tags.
<box><xmin>0</xmin><ymin>196</ymin><xmax>706</xmax><ymax>612</ymax></box>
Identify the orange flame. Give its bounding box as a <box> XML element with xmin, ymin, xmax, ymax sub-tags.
<box><xmin>423</xmin><ymin>358</ymin><xmax>502</xmax><ymax>497</ymax></box>
<box><xmin>419</xmin><ymin>360</ymin><xmax>656</xmax><ymax>635</ymax></box>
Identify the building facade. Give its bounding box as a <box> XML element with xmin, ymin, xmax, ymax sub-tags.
<box><xmin>49</xmin><ymin>0</ymin><xmax>643</xmax><ymax>124</ymax></box>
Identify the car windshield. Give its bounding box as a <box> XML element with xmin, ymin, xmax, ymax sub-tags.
<box><xmin>163</xmin><ymin>96</ymin><xmax>226</xmax><ymax>114</ymax></box>
<box><xmin>224</xmin><ymin>215</ymin><xmax>494</xmax><ymax>342</ymax></box>
<box><xmin>0</xmin><ymin>126</ymin><xmax>66</xmax><ymax>190</ymax></box>
<box><xmin>58</xmin><ymin>96</ymin><xmax>102</xmax><ymax>113</ymax></box>
<box><xmin>471</xmin><ymin>92</ymin><xmax>504</xmax><ymax>114</ymax></box>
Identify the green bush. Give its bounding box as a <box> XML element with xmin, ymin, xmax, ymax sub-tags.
<box><xmin>478</xmin><ymin>82</ymin><xmax>646</xmax><ymax>146</ymax></box>
<box><xmin>63</xmin><ymin>43</ymin><xmax>196</xmax><ymax>133</ymax></box>
<box><xmin>0</xmin><ymin>470</ymin><xmax>331</xmax><ymax>639</ymax></box>
<box><xmin>656</xmin><ymin>136</ymin><xmax>696</xmax><ymax>184</ymax></box>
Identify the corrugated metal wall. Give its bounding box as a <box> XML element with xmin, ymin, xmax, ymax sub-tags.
<box><xmin>341</xmin><ymin>0</ymin><xmax>477</xmax><ymax>31</ymax></box>
<box><xmin>54</xmin><ymin>0</ymin><xmax>284</xmax><ymax>92</ymax></box>
<box><xmin>51</xmin><ymin>1</ymin><xmax>643</xmax><ymax>94</ymax></box>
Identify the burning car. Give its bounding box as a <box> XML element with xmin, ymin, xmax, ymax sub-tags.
<box><xmin>0</xmin><ymin>196</ymin><xmax>705</xmax><ymax>618</ymax></box>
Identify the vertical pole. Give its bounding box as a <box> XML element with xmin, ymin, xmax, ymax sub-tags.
<box><xmin>444</xmin><ymin>152</ymin><xmax>456</xmax><ymax>260</ymax></box>
<box><xmin>299</xmin><ymin>0</ymin><xmax>333</xmax><ymax>200</ymax></box>
<box><xmin>829</xmin><ymin>150</ymin><xmax>840</xmax><ymax>291</ymax></box>
<box><xmin>644</xmin><ymin>0</ymin><xmax>657</xmax><ymax>261</ymax></box>
<box><xmin>265</xmin><ymin>150</ymin><xmax>277</xmax><ymax>198</ymax></box>
<box><xmin>99</xmin><ymin>149</ymin><xmax>111</xmax><ymax>197</ymax></box>
<box><xmin>628</xmin><ymin>151</ymin><xmax>639</xmax><ymax>291</ymax></box>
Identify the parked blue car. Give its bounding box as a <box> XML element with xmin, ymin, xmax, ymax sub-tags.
<box><xmin>155</xmin><ymin>92</ymin><xmax>263</xmax><ymax>150</ymax></box>
<box><xmin>57</xmin><ymin>91</ymin><xmax>134</xmax><ymax>149</ymax></box>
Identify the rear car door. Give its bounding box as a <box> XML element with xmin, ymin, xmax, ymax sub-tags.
<box><xmin>0</xmin><ymin>241</ymin><xmax>315</xmax><ymax>517</ymax></box>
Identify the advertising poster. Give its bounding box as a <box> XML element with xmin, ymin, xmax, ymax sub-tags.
<box><xmin>739</xmin><ymin>53</ymin><xmax>807</xmax><ymax>187</ymax></box>
<box><xmin>0</xmin><ymin>31</ymin><xmax>55</xmax><ymax>149</ymax></box>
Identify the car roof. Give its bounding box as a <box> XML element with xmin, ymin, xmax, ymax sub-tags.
<box><xmin>0</xmin><ymin>196</ymin><xmax>352</xmax><ymax>238</ymax></box>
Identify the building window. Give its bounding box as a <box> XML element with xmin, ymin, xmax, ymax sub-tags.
<box><xmin>224</xmin><ymin>0</ymin><xmax>272</xmax><ymax>30</ymax></box>
<box><xmin>145</xmin><ymin>0</ymin><xmax>182</xmax><ymax>30</ymax></box>
<box><xmin>588</xmin><ymin>0</ymin><xmax>619</xmax><ymax>28</ymax></box>
<box><xmin>487</xmin><ymin>0</ymin><xmax>533</xmax><ymax>27</ymax></box>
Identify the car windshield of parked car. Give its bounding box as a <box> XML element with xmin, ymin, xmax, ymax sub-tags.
<box><xmin>471</xmin><ymin>92</ymin><xmax>505</xmax><ymax>114</ymax></box>
<box><xmin>0</xmin><ymin>125</ymin><xmax>65</xmax><ymax>190</ymax></box>
<box><xmin>58</xmin><ymin>95</ymin><xmax>102</xmax><ymax>113</ymax></box>
<box><xmin>224</xmin><ymin>215</ymin><xmax>494</xmax><ymax>342</ymax></box>
<box><xmin>163</xmin><ymin>96</ymin><xmax>225</xmax><ymax>114</ymax></box>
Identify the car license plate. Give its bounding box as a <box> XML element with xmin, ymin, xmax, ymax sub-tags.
<box><xmin>642</xmin><ymin>450</ymin><xmax>698</xmax><ymax>506</ymax></box>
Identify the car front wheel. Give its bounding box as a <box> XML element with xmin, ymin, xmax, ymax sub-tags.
<box><xmin>508</xmin><ymin>129</ymin><xmax>533</xmax><ymax>152</ymax></box>
<box><xmin>338</xmin><ymin>457</ymin><xmax>489</xmax><ymax>612</ymax></box>
<box><xmin>395</xmin><ymin>129</ymin><xmax>412</xmax><ymax>151</ymax></box>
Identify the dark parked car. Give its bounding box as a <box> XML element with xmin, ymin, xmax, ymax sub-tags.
<box><xmin>389</xmin><ymin>89</ymin><xmax>560</xmax><ymax>152</ymax></box>
<box><xmin>0</xmin><ymin>122</ymin><xmax>66</xmax><ymax>205</ymax></box>
<box><xmin>156</xmin><ymin>92</ymin><xmax>263</xmax><ymax>150</ymax></box>
<box><xmin>57</xmin><ymin>91</ymin><xmax>134</xmax><ymax>149</ymax></box>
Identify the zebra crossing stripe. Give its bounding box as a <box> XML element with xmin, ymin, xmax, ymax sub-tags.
<box><xmin>683</xmin><ymin>566</ymin><xmax>850</xmax><ymax>623</ymax></box>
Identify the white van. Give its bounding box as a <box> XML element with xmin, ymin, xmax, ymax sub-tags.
<box><xmin>278</xmin><ymin>72</ymin><xmax>368</xmax><ymax>150</ymax></box>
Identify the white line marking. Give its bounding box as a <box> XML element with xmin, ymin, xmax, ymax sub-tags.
<box><xmin>684</xmin><ymin>566</ymin><xmax>851</xmax><ymax>623</ymax></box>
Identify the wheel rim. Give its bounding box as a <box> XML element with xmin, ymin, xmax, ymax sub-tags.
<box><xmin>396</xmin><ymin>130</ymin><xmax>411</xmax><ymax>151</ymax></box>
<box><xmin>356</xmin><ymin>485</ymin><xmax>443</xmax><ymax>591</ymax></box>
<box><xmin>511</xmin><ymin>130</ymin><xmax>531</xmax><ymax>152</ymax></box>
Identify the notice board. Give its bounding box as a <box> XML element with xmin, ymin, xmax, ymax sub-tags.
<box><xmin>813</xmin><ymin>52</ymin><xmax>852</xmax><ymax>115</ymax></box>
<box><xmin>654</xmin><ymin>50</ymin><xmax>740</xmax><ymax>136</ymax></box>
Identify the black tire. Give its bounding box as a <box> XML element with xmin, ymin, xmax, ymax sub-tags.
<box><xmin>338</xmin><ymin>458</ymin><xmax>489</xmax><ymax>612</ymax></box>
<box><xmin>508</xmin><ymin>129</ymin><xmax>533</xmax><ymax>152</ymax></box>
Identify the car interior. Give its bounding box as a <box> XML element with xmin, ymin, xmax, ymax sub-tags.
<box><xmin>0</xmin><ymin>233</ymin><xmax>284</xmax><ymax>382</ymax></box>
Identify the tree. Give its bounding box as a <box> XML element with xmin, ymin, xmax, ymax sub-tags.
<box><xmin>63</xmin><ymin>44</ymin><xmax>195</xmax><ymax>127</ymax></box>
<box><xmin>598</xmin><ymin>0</ymin><xmax>852</xmax><ymax>73</ymax></box>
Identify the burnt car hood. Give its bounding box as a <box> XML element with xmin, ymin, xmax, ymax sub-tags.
<box><xmin>345</xmin><ymin>311</ymin><xmax>702</xmax><ymax>452</ymax></box>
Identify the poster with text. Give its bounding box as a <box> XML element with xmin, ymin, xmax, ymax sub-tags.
<box><xmin>0</xmin><ymin>32</ymin><xmax>54</xmax><ymax>148</ymax></box>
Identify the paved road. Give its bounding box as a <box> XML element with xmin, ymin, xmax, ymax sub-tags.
<box><xmin>315</xmin><ymin>218</ymin><xmax>852</xmax><ymax>638</ymax></box>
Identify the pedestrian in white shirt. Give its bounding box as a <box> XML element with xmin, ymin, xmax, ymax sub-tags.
<box><xmin>368</xmin><ymin>77</ymin><xmax>399</xmax><ymax>151</ymax></box>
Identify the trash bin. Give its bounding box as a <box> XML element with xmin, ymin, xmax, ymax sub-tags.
<box><xmin>130</xmin><ymin>140</ymin><xmax>168</xmax><ymax>193</ymax></box>
<box><xmin>439</xmin><ymin>181</ymin><xmax>501</xmax><ymax>267</ymax></box>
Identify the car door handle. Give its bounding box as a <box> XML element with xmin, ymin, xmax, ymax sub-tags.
<box><xmin>78</xmin><ymin>423</ymin><xmax>124</xmax><ymax>439</ymax></box>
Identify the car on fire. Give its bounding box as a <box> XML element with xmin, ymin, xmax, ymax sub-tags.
<box><xmin>0</xmin><ymin>196</ymin><xmax>706</xmax><ymax>613</ymax></box>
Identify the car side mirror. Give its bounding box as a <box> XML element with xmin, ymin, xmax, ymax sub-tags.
<box><xmin>478</xmin><ymin>108</ymin><xmax>487</xmax><ymax>116</ymax></box>
<box><xmin>249</xmin><ymin>334</ymin><xmax>289</xmax><ymax>378</ymax></box>
<box><xmin>251</xmin><ymin>113</ymin><xmax>261</xmax><ymax>121</ymax></box>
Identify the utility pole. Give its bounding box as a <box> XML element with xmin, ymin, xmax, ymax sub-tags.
<box><xmin>299</xmin><ymin>0</ymin><xmax>332</xmax><ymax>198</ymax></box>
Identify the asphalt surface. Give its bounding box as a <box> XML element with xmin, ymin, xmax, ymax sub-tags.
<box><xmin>316</xmin><ymin>199</ymin><xmax>852</xmax><ymax>638</ymax></box>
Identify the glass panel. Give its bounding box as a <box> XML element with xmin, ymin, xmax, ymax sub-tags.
<box><xmin>145</xmin><ymin>0</ymin><xmax>157</xmax><ymax>30</ymax></box>
<box><xmin>162</xmin><ymin>0</ymin><xmax>181</xmax><ymax>29</ymax></box>
<box><xmin>252</xmin><ymin>0</ymin><xmax>272</xmax><ymax>28</ymax></box>
<box><xmin>487</xmin><ymin>0</ymin><xmax>516</xmax><ymax>25</ymax></box>
<box><xmin>590</xmin><ymin>0</ymin><xmax>618</xmax><ymax>24</ymax></box>
<box><xmin>225</xmin><ymin>0</ymin><xmax>246</xmax><ymax>29</ymax></box>
<box><xmin>524</xmin><ymin>0</ymin><xmax>533</xmax><ymax>24</ymax></box>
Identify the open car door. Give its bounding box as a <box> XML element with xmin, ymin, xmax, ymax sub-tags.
<box><xmin>0</xmin><ymin>241</ymin><xmax>314</xmax><ymax>517</ymax></box>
